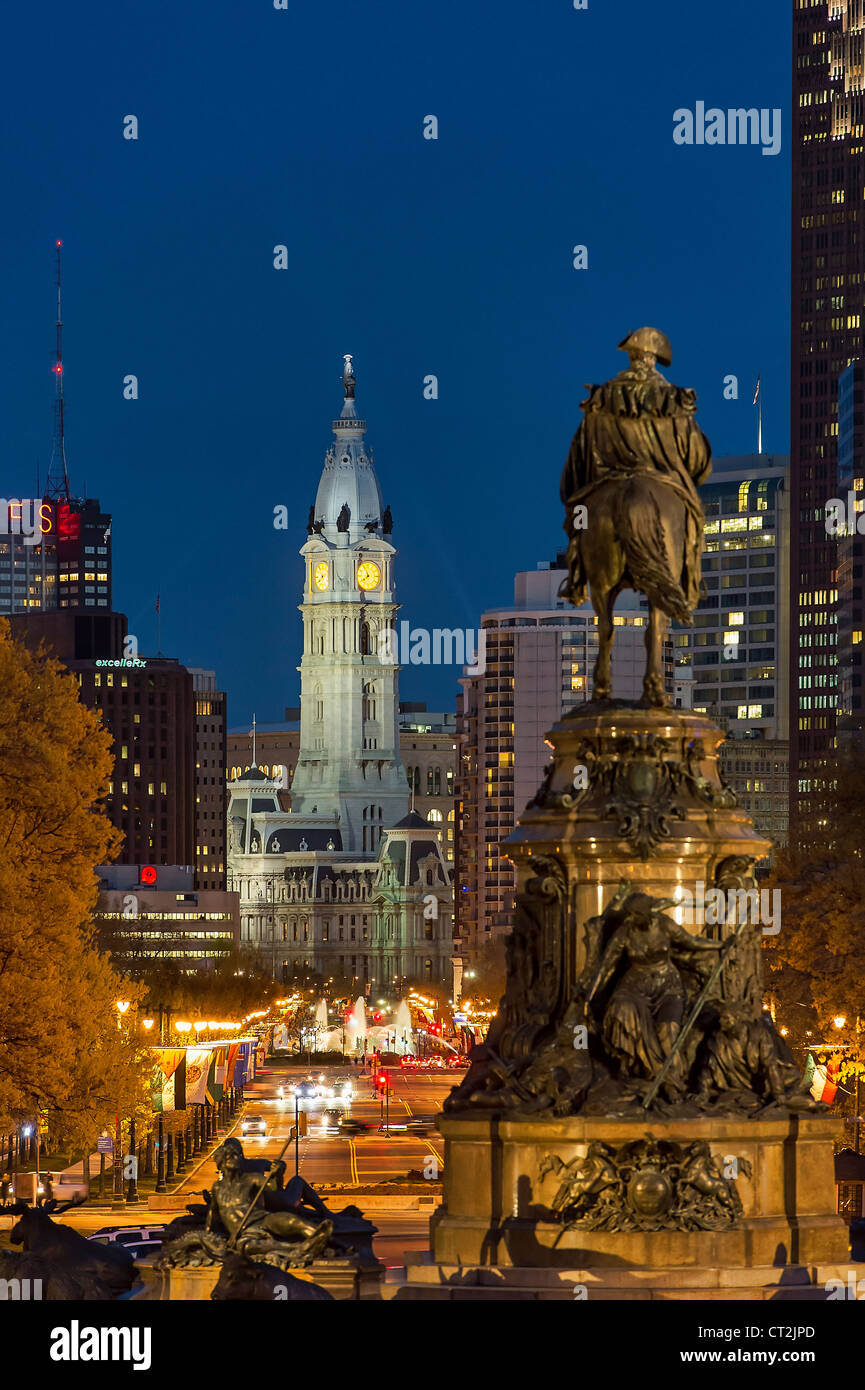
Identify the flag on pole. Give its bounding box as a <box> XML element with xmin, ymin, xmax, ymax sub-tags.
<box><xmin>152</xmin><ymin>1048</ymin><xmax>187</xmax><ymax>1113</ymax></box>
<box><xmin>804</xmin><ymin>1051</ymin><xmax>840</xmax><ymax>1104</ymax></box>
<box><xmin>752</xmin><ymin>375</ymin><xmax>761</xmax><ymax>406</ymax></box>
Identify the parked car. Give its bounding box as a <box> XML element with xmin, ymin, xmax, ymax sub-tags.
<box><xmin>88</xmin><ymin>1225</ymin><xmax>166</xmax><ymax>1262</ymax></box>
<box><xmin>240</xmin><ymin>1114</ymin><xmax>267</xmax><ymax>1137</ymax></box>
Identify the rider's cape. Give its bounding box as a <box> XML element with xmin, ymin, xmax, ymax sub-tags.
<box><xmin>560</xmin><ymin>369</ymin><xmax>712</xmax><ymax>610</ymax></box>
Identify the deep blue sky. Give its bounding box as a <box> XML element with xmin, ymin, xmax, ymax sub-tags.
<box><xmin>0</xmin><ymin>0</ymin><xmax>790</xmax><ymax>724</ymax></box>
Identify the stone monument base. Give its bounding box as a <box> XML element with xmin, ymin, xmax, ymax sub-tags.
<box><xmin>398</xmin><ymin>1260</ymin><xmax>860</xmax><ymax>1301</ymax></box>
<box><xmin>155</xmin><ymin>1257</ymin><xmax>384</xmax><ymax>1300</ymax></box>
<box><xmin>429</xmin><ymin>1113</ymin><xmax>848</xmax><ymax>1275</ymax></box>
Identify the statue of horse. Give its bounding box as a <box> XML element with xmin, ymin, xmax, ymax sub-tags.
<box><xmin>560</xmin><ymin>328</ymin><xmax>712</xmax><ymax>706</ymax></box>
<box><xmin>9</xmin><ymin>1195</ymin><xmax>137</xmax><ymax>1297</ymax></box>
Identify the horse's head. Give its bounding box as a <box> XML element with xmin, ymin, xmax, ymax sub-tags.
<box><xmin>538</xmin><ymin>1154</ymin><xmax>563</xmax><ymax>1183</ymax></box>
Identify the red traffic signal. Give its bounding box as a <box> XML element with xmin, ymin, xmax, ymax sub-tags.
<box><xmin>373</xmin><ymin>1012</ymin><xmax>382</xmax><ymax>1022</ymax></box>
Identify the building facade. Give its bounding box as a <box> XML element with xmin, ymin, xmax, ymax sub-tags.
<box><xmin>94</xmin><ymin>864</ymin><xmax>239</xmax><ymax>971</ymax></box>
<box><xmin>791</xmin><ymin>1</ymin><xmax>865</xmax><ymax>835</ymax></box>
<box><xmin>190</xmin><ymin>669</ymin><xmax>228</xmax><ymax>891</ymax></box>
<box><xmin>0</xmin><ymin>495</ymin><xmax>112</xmax><ymax>615</ymax></box>
<box><xmin>837</xmin><ymin>359</ymin><xmax>864</xmax><ymax>740</ymax></box>
<box><xmin>227</xmin><ymin>704</ymin><xmax>457</xmax><ymax>864</ymax></box>
<box><xmin>678</xmin><ymin>454</ymin><xmax>790</xmax><ymax>741</ymax></box>
<box><xmin>671</xmin><ymin>454</ymin><xmax>790</xmax><ymax>845</ymax></box>
<box><xmin>9</xmin><ymin>611</ymin><xmax>229</xmax><ymax>883</ymax></box>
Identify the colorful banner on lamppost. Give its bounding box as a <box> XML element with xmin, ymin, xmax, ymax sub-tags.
<box><xmin>184</xmin><ymin>1047</ymin><xmax>212</xmax><ymax>1105</ymax></box>
<box><xmin>225</xmin><ymin>1042</ymin><xmax>240</xmax><ymax>1088</ymax></box>
<box><xmin>151</xmin><ymin>1048</ymin><xmax>187</xmax><ymax>1113</ymax></box>
<box><xmin>206</xmin><ymin>1046</ymin><xmax>227</xmax><ymax>1102</ymax></box>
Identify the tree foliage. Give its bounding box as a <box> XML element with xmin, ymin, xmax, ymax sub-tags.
<box><xmin>462</xmin><ymin>937</ymin><xmax>507</xmax><ymax>1007</ymax></box>
<box><xmin>116</xmin><ymin>950</ymin><xmax>280</xmax><ymax>1027</ymax></box>
<box><xmin>765</xmin><ymin>744</ymin><xmax>865</xmax><ymax>1077</ymax></box>
<box><xmin>0</xmin><ymin>619</ymin><xmax>151</xmax><ymax>1147</ymax></box>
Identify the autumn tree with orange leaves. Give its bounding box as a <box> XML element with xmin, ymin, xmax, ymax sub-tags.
<box><xmin>0</xmin><ymin>619</ymin><xmax>151</xmax><ymax>1152</ymax></box>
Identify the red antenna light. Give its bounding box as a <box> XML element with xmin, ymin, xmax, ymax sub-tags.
<box><xmin>56</xmin><ymin>239</ymin><xmax>62</xmax><ymax>247</ymax></box>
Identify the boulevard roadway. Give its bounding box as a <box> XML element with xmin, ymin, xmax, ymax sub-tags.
<box><xmin>170</xmin><ymin>1061</ymin><xmax>455</xmax><ymax>1264</ymax></box>
<box><xmin>0</xmin><ymin>1062</ymin><xmax>459</xmax><ymax>1267</ymax></box>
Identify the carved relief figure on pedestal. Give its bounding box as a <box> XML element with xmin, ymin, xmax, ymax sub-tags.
<box><xmin>586</xmin><ymin>892</ymin><xmax>726</xmax><ymax>1103</ymax></box>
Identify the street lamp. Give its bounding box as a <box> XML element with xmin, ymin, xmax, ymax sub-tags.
<box><xmin>113</xmin><ymin>1001</ymin><xmax>131</xmax><ymax>1209</ymax></box>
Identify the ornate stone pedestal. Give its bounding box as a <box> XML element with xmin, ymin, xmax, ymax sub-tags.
<box><xmin>433</xmin><ymin>700</ymin><xmax>846</xmax><ymax>1300</ymax></box>
<box><xmin>430</xmin><ymin>1113</ymin><xmax>847</xmax><ymax>1270</ymax></box>
<box><xmin>510</xmin><ymin>701</ymin><xmax>772</xmax><ymax>931</ymax></box>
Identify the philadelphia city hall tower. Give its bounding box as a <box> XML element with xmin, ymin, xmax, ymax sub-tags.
<box><xmin>227</xmin><ymin>358</ymin><xmax>453</xmax><ymax>991</ymax></box>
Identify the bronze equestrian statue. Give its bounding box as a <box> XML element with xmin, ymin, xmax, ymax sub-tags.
<box><xmin>559</xmin><ymin>327</ymin><xmax>711</xmax><ymax>706</ymax></box>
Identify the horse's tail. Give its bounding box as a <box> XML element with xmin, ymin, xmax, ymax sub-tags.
<box><xmin>617</xmin><ymin>486</ymin><xmax>691</xmax><ymax>623</ymax></box>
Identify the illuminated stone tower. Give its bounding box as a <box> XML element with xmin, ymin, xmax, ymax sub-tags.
<box><xmin>290</xmin><ymin>356</ymin><xmax>408</xmax><ymax>852</ymax></box>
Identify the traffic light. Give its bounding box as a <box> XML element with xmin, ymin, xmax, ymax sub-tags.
<box><xmin>297</xmin><ymin>1112</ymin><xmax>308</xmax><ymax>1136</ymax></box>
<box><xmin>373</xmin><ymin>1012</ymin><xmax>382</xmax><ymax>1023</ymax></box>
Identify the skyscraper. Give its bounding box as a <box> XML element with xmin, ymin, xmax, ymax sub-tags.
<box><xmin>791</xmin><ymin>1</ymin><xmax>865</xmax><ymax>834</ymax></box>
<box><xmin>679</xmin><ymin>454</ymin><xmax>790</xmax><ymax>741</ymax></box>
<box><xmin>836</xmin><ymin>358</ymin><xmax>864</xmax><ymax>740</ymax></box>
<box><xmin>189</xmin><ymin>669</ymin><xmax>228</xmax><ymax>891</ymax></box>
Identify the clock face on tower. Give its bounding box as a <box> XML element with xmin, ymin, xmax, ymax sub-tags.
<box><xmin>357</xmin><ymin>560</ymin><xmax>381</xmax><ymax>592</ymax></box>
<box><xmin>313</xmin><ymin>561</ymin><xmax>329</xmax><ymax>591</ymax></box>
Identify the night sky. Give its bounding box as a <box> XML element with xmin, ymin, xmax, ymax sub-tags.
<box><xmin>0</xmin><ymin>0</ymin><xmax>789</xmax><ymax>724</ymax></box>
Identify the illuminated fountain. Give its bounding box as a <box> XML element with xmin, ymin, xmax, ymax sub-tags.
<box><xmin>393</xmin><ymin>999</ymin><xmax>413</xmax><ymax>1052</ymax></box>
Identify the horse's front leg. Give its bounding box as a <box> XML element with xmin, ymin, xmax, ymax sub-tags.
<box><xmin>592</xmin><ymin>589</ymin><xmax>613</xmax><ymax>699</ymax></box>
<box><xmin>642</xmin><ymin>604</ymin><xmax>668</xmax><ymax>706</ymax></box>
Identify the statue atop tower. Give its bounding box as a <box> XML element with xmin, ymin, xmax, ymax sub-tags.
<box><xmin>342</xmin><ymin>353</ymin><xmax>356</xmax><ymax>399</ymax></box>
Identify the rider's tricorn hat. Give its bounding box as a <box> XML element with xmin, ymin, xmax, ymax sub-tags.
<box><xmin>617</xmin><ymin>326</ymin><xmax>673</xmax><ymax>367</ymax></box>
